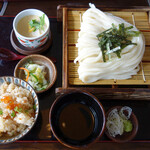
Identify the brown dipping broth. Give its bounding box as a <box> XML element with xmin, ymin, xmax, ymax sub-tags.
<box><xmin>59</xmin><ymin>103</ymin><xmax>95</xmax><ymax>141</ymax></box>
<box><xmin>50</xmin><ymin>92</ymin><xmax>105</xmax><ymax>147</ymax></box>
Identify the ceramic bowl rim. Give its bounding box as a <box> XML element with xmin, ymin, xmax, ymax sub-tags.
<box><xmin>49</xmin><ymin>90</ymin><xmax>106</xmax><ymax>149</ymax></box>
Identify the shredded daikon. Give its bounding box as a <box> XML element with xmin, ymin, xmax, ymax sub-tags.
<box><xmin>119</xmin><ymin>106</ymin><xmax>132</xmax><ymax>120</ymax></box>
<box><xmin>106</xmin><ymin>106</ymin><xmax>132</xmax><ymax>137</ymax></box>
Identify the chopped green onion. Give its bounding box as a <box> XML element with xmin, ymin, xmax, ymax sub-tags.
<box><xmin>0</xmin><ymin>110</ymin><xmax>3</xmax><ymax>115</ymax></box>
<box><xmin>24</xmin><ymin>110</ymin><xmax>29</xmax><ymax>113</ymax></box>
<box><xmin>14</xmin><ymin>106</ymin><xmax>22</xmax><ymax>113</ymax></box>
<box><xmin>33</xmin><ymin>104</ymin><xmax>36</xmax><ymax>110</ymax></box>
<box><xmin>106</xmin><ymin>43</ymin><xmax>111</xmax><ymax>60</ymax></box>
<box><xmin>11</xmin><ymin>111</ymin><xmax>15</xmax><ymax>118</ymax></box>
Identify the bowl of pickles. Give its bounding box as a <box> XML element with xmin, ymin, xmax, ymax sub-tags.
<box><xmin>14</xmin><ymin>54</ymin><xmax>57</xmax><ymax>93</ymax></box>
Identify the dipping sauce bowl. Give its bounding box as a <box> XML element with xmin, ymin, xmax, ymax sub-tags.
<box><xmin>49</xmin><ymin>90</ymin><xmax>105</xmax><ymax>149</ymax></box>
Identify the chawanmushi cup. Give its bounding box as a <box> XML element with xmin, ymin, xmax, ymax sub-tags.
<box><xmin>13</xmin><ymin>9</ymin><xmax>50</xmax><ymax>48</ymax></box>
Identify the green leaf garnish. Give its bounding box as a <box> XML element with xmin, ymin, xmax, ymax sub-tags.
<box><xmin>24</xmin><ymin>110</ymin><xmax>28</xmax><ymax>113</ymax></box>
<box><xmin>97</xmin><ymin>23</ymin><xmax>140</xmax><ymax>62</ymax></box>
<box><xmin>29</xmin><ymin>14</ymin><xmax>45</xmax><ymax>32</ymax></box>
<box><xmin>11</xmin><ymin>111</ymin><xmax>15</xmax><ymax>118</ymax></box>
<box><xmin>33</xmin><ymin>104</ymin><xmax>36</xmax><ymax>110</ymax></box>
<box><xmin>39</xmin><ymin>14</ymin><xmax>45</xmax><ymax>31</ymax></box>
<box><xmin>14</xmin><ymin>106</ymin><xmax>22</xmax><ymax>113</ymax></box>
<box><xmin>0</xmin><ymin>110</ymin><xmax>3</xmax><ymax>115</ymax></box>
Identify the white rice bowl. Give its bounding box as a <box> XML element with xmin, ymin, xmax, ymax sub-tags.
<box><xmin>0</xmin><ymin>76</ymin><xmax>39</xmax><ymax>144</ymax></box>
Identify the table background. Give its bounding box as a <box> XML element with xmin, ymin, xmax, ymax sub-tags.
<box><xmin>0</xmin><ymin>0</ymin><xmax>150</xmax><ymax>149</ymax></box>
<box><xmin>0</xmin><ymin>0</ymin><xmax>149</xmax><ymax>16</ymax></box>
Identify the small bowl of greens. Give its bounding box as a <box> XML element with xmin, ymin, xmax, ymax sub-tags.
<box><xmin>14</xmin><ymin>54</ymin><xmax>57</xmax><ymax>94</ymax></box>
<box><xmin>105</xmin><ymin>106</ymin><xmax>138</xmax><ymax>143</ymax></box>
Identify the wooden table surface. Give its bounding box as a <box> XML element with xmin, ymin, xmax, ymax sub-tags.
<box><xmin>0</xmin><ymin>0</ymin><xmax>150</xmax><ymax>149</ymax></box>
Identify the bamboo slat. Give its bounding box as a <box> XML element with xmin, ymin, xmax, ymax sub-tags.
<box><xmin>66</xmin><ymin>9</ymin><xmax>150</xmax><ymax>85</ymax></box>
<box><xmin>68</xmin><ymin>11</ymin><xmax>150</xmax><ymax>30</ymax></box>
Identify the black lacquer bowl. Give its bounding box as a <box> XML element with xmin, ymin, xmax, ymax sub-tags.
<box><xmin>49</xmin><ymin>90</ymin><xmax>105</xmax><ymax>149</ymax></box>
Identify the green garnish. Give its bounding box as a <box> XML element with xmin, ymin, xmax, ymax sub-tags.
<box><xmin>97</xmin><ymin>23</ymin><xmax>140</xmax><ymax>62</ymax></box>
<box><xmin>14</xmin><ymin>106</ymin><xmax>22</xmax><ymax>113</ymax></box>
<box><xmin>24</xmin><ymin>110</ymin><xmax>29</xmax><ymax>113</ymax></box>
<box><xmin>38</xmin><ymin>84</ymin><xmax>48</xmax><ymax>91</ymax></box>
<box><xmin>33</xmin><ymin>104</ymin><xmax>36</xmax><ymax>110</ymax></box>
<box><xmin>0</xmin><ymin>110</ymin><xmax>3</xmax><ymax>115</ymax></box>
<box><xmin>11</xmin><ymin>111</ymin><xmax>16</xmax><ymax>118</ymax></box>
<box><xmin>23</xmin><ymin>62</ymin><xmax>48</xmax><ymax>91</ymax></box>
<box><xmin>123</xmin><ymin>119</ymin><xmax>133</xmax><ymax>132</ymax></box>
<box><xmin>29</xmin><ymin>14</ymin><xmax>45</xmax><ymax>32</ymax></box>
<box><xmin>30</xmin><ymin>73</ymin><xmax>39</xmax><ymax>82</ymax></box>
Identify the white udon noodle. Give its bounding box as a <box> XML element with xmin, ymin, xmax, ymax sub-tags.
<box><xmin>74</xmin><ymin>4</ymin><xmax>145</xmax><ymax>83</ymax></box>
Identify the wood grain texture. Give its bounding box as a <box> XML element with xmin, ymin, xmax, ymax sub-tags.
<box><xmin>56</xmin><ymin>87</ymin><xmax>150</xmax><ymax>100</ymax></box>
<box><xmin>1</xmin><ymin>142</ymin><xmax>150</xmax><ymax>150</ymax></box>
<box><xmin>1</xmin><ymin>0</ymin><xmax>149</xmax><ymax>16</ymax></box>
<box><xmin>62</xmin><ymin>8</ymin><xmax>69</xmax><ymax>88</ymax></box>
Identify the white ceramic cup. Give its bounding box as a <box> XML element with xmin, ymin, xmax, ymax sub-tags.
<box><xmin>13</xmin><ymin>9</ymin><xmax>50</xmax><ymax>48</ymax></box>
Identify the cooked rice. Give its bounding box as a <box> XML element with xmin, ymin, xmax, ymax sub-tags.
<box><xmin>0</xmin><ymin>82</ymin><xmax>35</xmax><ymax>137</ymax></box>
